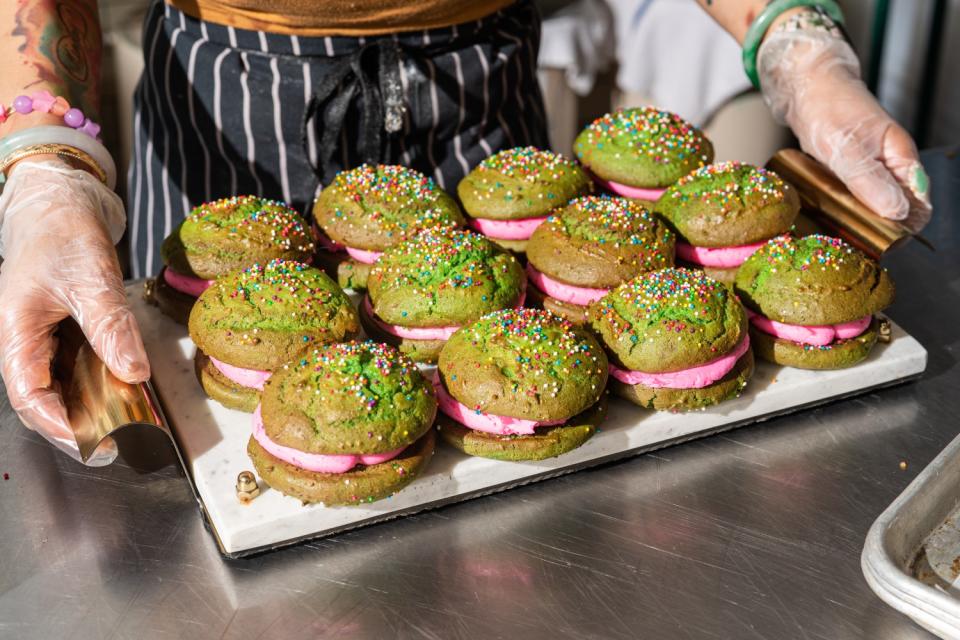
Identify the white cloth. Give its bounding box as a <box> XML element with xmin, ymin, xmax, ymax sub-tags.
<box><xmin>612</xmin><ymin>0</ymin><xmax>752</xmax><ymax>125</ymax></box>
<box><xmin>539</xmin><ymin>0</ymin><xmax>753</xmax><ymax>125</ymax></box>
<box><xmin>538</xmin><ymin>0</ymin><xmax>616</xmax><ymax>96</ymax></box>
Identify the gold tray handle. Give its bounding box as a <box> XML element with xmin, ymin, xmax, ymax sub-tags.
<box><xmin>766</xmin><ymin>149</ymin><xmax>933</xmax><ymax>259</ymax></box>
<box><xmin>55</xmin><ymin>319</ymin><xmax>178</xmax><ymax>467</ymax></box>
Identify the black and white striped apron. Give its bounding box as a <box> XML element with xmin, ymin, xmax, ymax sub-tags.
<box><xmin>128</xmin><ymin>0</ymin><xmax>549</xmax><ymax>278</ymax></box>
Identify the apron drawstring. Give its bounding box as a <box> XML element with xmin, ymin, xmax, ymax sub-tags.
<box><xmin>301</xmin><ymin>40</ymin><xmax>406</xmax><ymax>184</ymax></box>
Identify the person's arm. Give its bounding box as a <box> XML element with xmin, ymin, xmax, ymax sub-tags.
<box><xmin>0</xmin><ymin>1</ymin><xmax>149</xmax><ymax>465</ymax></box>
<box><xmin>0</xmin><ymin>0</ymin><xmax>102</xmax><ymax>165</ymax></box>
<box><xmin>694</xmin><ymin>0</ymin><xmax>931</xmax><ymax>232</ymax></box>
<box><xmin>694</xmin><ymin>0</ymin><xmax>800</xmax><ymax>44</ymax></box>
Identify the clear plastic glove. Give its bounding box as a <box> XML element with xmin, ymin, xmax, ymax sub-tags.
<box><xmin>758</xmin><ymin>28</ymin><xmax>932</xmax><ymax>233</ymax></box>
<box><xmin>0</xmin><ymin>159</ymin><xmax>149</xmax><ymax>465</ymax></box>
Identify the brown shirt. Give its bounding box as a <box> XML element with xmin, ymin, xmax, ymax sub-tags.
<box><xmin>166</xmin><ymin>0</ymin><xmax>515</xmax><ymax>36</ymax></box>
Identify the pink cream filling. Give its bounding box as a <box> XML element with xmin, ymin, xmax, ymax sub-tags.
<box><xmin>590</xmin><ymin>174</ymin><xmax>667</xmax><ymax>201</ymax></box>
<box><xmin>252</xmin><ymin>405</ymin><xmax>405</xmax><ymax>473</ymax></box>
<box><xmin>469</xmin><ymin>216</ymin><xmax>548</xmax><ymax>241</ymax></box>
<box><xmin>363</xmin><ymin>296</ymin><xmax>462</xmax><ymax>341</ymax></box>
<box><xmin>312</xmin><ymin>225</ymin><xmax>380</xmax><ymax>264</ymax></box>
<box><xmin>432</xmin><ymin>372</ymin><xmax>565</xmax><ymax>436</ymax></box>
<box><xmin>526</xmin><ymin>263</ymin><xmax>609</xmax><ymax>306</ymax></box>
<box><xmin>163</xmin><ymin>267</ymin><xmax>214</xmax><ymax>297</ymax></box>
<box><xmin>676</xmin><ymin>241</ymin><xmax>767</xmax><ymax>269</ymax></box>
<box><xmin>363</xmin><ymin>291</ymin><xmax>527</xmax><ymax>342</ymax></box>
<box><xmin>609</xmin><ymin>335</ymin><xmax>751</xmax><ymax>388</ymax></box>
<box><xmin>344</xmin><ymin>246</ymin><xmax>383</xmax><ymax>264</ymax></box>
<box><xmin>209</xmin><ymin>356</ymin><xmax>271</xmax><ymax>391</ymax></box>
<box><xmin>747</xmin><ymin>310</ymin><xmax>871</xmax><ymax>346</ymax></box>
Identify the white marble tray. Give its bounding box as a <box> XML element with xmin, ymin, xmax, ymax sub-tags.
<box><xmin>127</xmin><ymin>284</ymin><xmax>928</xmax><ymax>557</ymax></box>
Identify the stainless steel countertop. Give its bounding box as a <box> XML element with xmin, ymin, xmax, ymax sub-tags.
<box><xmin>1</xmin><ymin>150</ymin><xmax>957</xmax><ymax>639</ymax></box>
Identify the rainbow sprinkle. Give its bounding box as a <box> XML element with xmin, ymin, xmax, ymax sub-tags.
<box><xmin>467</xmin><ymin>146</ymin><xmax>585</xmax><ymax>204</ymax></box>
<box><xmin>227</xmin><ymin>258</ymin><xmax>346</xmax><ymax>321</ymax></box>
<box><xmin>755</xmin><ymin>233</ymin><xmax>855</xmax><ymax>272</ymax></box>
<box><xmin>187</xmin><ymin>195</ymin><xmax>313</xmax><ymax>252</ymax></box>
<box><xmin>576</xmin><ymin>107</ymin><xmax>710</xmax><ymax>166</ymax></box>
<box><xmin>669</xmin><ymin>161</ymin><xmax>787</xmax><ymax>213</ymax></box>
<box><xmin>373</xmin><ymin>228</ymin><xmax>519</xmax><ymax>295</ymax></box>
<box><xmin>475</xmin><ymin>146</ymin><xmax>581</xmax><ymax>182</ymax></box>
<box><xmin>463</xmin><ymin>308</ymin><xmax>604</xmax><ymax>394</ymax></box>
<box><xmin>593</xmin><ymin>268</ymin><xmax>730</xmax><ymax>346</ymax></box>
<box><xmin>294</xmin><ymin>340</ymin><xmax>426</xmax><ymax>412</ymax></box>
<box><xmin>324</xmin><ymin>164</ymin><xmax>460</xmax><ymax>241</ymax></box>
<box><xmin>546</xmin><ymin>195</ymin><xmax>671</xmax><ymax>268</ymax></box>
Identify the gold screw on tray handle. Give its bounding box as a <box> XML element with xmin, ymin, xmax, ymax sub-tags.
<box><xmin>143</xmin><ymin>278</ymin><xmax>158</xmax><ymax>305</ymax></box>
<box><xmin>878</xmin><ymin>317</ymin><xmax>892</xmax><ymax>344</ymax></box>
<box><xmin>236</xmin><ymin>471</ymin><xmax>260</xmax><ymax>503</ymax></box>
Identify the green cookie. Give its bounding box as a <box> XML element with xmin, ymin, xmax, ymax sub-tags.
<box><xmin>194</xmin><ymin>350</ymin><xmax>260</xmax><ymax>413</ymax></box>
<box><xmin>161</xmin><ymin>196</ymin><xmax>314</xmax><ymax>280</ymax></box>
<box><xmin>312</xmin><ymin>164</ymin><xmax>464</xmax><ymax>253</ymax></box>
<box><xmin>657</xmin><ymin>162</ymin><xmax>800</xmax><ymax>247</ymax></box>
<box><xmin>337</xmin><ymin>259</ymin><xmax>373</xmax><ymax>291</ymax></box>
<box><xmin>488</xmin><ymin>237</ymin><xmax>530</xmax><ymax>254</ymax></box>
<box><xmin>188</xmin><ymin>259</ymin><xmax>359</xmax><ymax>371</ymax></box>
<box><xmin>248</xmin><ymin>430</ymin><xmax>435</xmax><ymax>506</ymax></box>
<box><xmin>437</xmin><ymin>308</ymin><xmax>608</xmax><ymax>422</ymax></box>
<box><xmin>574</xmin><ymin>107</ymin><xmax>714</xmax><ymax>188</ymax></box>
<box><xmin>612</xmin><ymin>347</ymin><xmax>754</xmax><ymax>411</ymax></box>
<box><xmin>362</xmin><ymin>229</ymin><xmax>526</xmax><ymax>362</ymax></box>
<box><xmin>734</xmin><ymin>234</ymin><xmax>895</xmax><ymax>325</ymax></box>
<box><xmin>368</xmin><ymin>228</ymin><xmax>525</xmax><ymax>327</ymax></box>
<box><xmin>527</xmin><ymin>195</ymin><xmax>675</xmax><ymax>289</ymax></box>
<box><xmin>589</xmin><ymin>267</ymin><xmax>747</xmax><ymax>373</ymax></box>
<box><xmin>436</xmin><ymin>395</ymin><xmax>606</xmax><ymax>461</ymax></box>
<box><xmin>260</xmin><ymin>341</ymin><xmax>437</xmax><ymax>456</ymax></box>
<box><xmin>458</xmin><ymin>146</ymin><xmax>592</xmax><ymax>220</ymax></box>
<box><xmin>749</xmin><ymin>318</ymin><xmax>880</xmax><ymax>369</ymax></box>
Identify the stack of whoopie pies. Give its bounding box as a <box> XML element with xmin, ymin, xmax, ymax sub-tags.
<box><xmin>575</xmin><ymin>106</ymin><xmax>714</xmax><ymax>205</ymax></box>
<box><xmin>312</xmin><ymin>163</ymin><xmax>464</xmax><ymax>290</ymax></box>
<box><xmin>156</xmin><ymin>196</ymin><xmax>315</xmax><ymax>324</ymax></box>
<box><xmin>189</xmin><ymin>259</ymin><xmax>359</xmax><ymax>412</ymax></box>
<box><xmin>458</xmin><ymin>146</ymin><xmax>592</xmax><ymax>253</ymax></box>
<box><xmin>657</xmin><ymin>161</ymin><xmax>800</xmax><ymax>284</ymax></box>
<box><xmin>734</xmin><ymin>234</ymin><xmax>894</xmax><ymax>369</ymax></box>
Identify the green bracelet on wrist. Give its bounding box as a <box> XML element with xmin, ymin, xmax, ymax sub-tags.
<box><xmin>742</xmin><ymin>0</ymin><xmax>846</xmax><ymax>90</ymax></box>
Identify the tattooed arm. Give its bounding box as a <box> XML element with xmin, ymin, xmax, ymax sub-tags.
<box><xmin>0</xmin><ymin>0</ymin><xmax>102</xmax><ymax>138</ymax></box>
<box><xmin>695</xmin><ymin>0</ymin><xmax>802</xmax><ymax>43</ymax></box>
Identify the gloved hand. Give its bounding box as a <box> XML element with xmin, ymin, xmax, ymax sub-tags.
<box><xmin>0</xmin><ymin>158</ymin><xmax>149</xmax><ymax>465</ymax></box>
<box><xmin>758</xmin><ymin>27</ymin><xmax>932</xmax><ymax>233</ymax></box>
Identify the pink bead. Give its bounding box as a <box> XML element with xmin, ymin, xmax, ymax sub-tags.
<box><xmin>30</xmin><ymin>90</ymin><xmax>56</xmax><ymax>113</ymax></box>
<box><xmin>50</xmin><ymin>97</ymin><xmax>69</xmax><ymax>117</ymax></box>
<box><xmin>12</xmin><ymin>95</ymin><xmax>32</xmax><ymax>114</ymax></box>
<box><xmin>79</xmin><ymin>119</ymin><xmax>101</xmax><ymax>139</ymax></box>
<box><xmin>0</xmin><ymin>106</ymin><xmax>7</xmax><ymax>124</ymax></box>
<box><xmin>64</xmin><ymin>108</ymin><xmax>85</xmax><ymax>128</ymax></box>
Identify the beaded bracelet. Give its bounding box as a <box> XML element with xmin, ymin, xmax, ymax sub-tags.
<box><xmin>0</xmin><ymin>90</ymin><xmax>101</xmax><ymax>140</ymax></box>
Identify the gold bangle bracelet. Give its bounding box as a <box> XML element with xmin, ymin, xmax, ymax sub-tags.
<box><xmin>0</xmin><ymin>143</ymin><xmax>108</xmax><ymax>184</ymax></box>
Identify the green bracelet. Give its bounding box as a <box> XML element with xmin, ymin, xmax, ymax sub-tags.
<box><xmin>742</xmin><ymin>0</ymin><xmax>846</xmax><ymax>90</ymax></box>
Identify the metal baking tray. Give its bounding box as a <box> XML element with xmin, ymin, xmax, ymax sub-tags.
<box><xmin>863</xmin><ymin>432</ymin><xmax>960</xmax><ymax>639</ymax></box>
